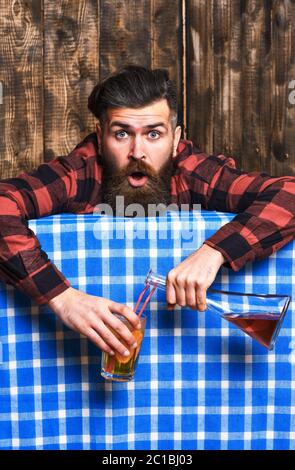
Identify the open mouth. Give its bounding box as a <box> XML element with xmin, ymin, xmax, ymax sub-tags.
<box><xmin>131</xmin><ymin>171</ymin><xmax>146</xmax><ymax>180</ymax></box>
<box><xmin>127</xmin><ymin>171</ymin><xmax>148</xmax><ymax>188</ymax></box>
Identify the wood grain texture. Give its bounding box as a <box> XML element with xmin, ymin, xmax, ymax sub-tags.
<box><xmin>270</xmin><ymin>0</ymin><xmax>295</xmax><ymax>176</ymax></box>
<box><xmin>0</xmin><ymin>0</ymin><xmax>43</xmax><ymax>178</ymax></box>
<box><xmin>240</xmin><ymin>0</ymin><xmax>271</xmax><ymax>172</ymax></box>
<box><xmin>187</xmin><ymin>0</ymin><xmax>295</xmax><ymax>175</ymax></box>
<box><xmin>226</xmin><ymin>0</ymin><xmax>243</xmax><ymax>168</ymax></box>
<box><xmin>44</xmin><ymin>0</ymin><xmax>99</xmax><ymax>162</ymax></box>
<box><xmin>99</xmin><ymin>0</ymin><xmax>151</xmax><ymax>78</ymax></box>
<box><xmin>186</xmin><ymin>0</ymin><xmax>215</xmax><ymax>154</ymax></box>
<box><xmin>213</xmin><ymin>0</ymin><xmax>242</xmax><ymax>165</ymax></box>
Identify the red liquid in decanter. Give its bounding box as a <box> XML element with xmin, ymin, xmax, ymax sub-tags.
<box><xmin>223</xmin><ymin>314</ymin><xmax>279</xmax><ymax>349</ymax></box>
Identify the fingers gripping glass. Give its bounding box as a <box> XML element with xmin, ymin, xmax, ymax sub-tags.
<box><xmin>101</xmin><ymin>313</ymin><xmax>147</xmax><ymax>382</ymax></box>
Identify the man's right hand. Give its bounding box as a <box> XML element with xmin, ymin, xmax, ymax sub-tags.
<box><xmin>47</xmin><ymin>287</ymin><xmax>141</xmax><ymax>358</ymax></box>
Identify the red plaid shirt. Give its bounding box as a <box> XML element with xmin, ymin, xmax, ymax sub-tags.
<box><xmin>0</xmin><ymin>133</ymin><xmax>295</xmax><ymax>305</ymax></box>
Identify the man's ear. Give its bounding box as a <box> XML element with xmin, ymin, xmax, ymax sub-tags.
<box><xmin>95</xmin><ymin>122</ymin><xmax>102</xmax><ymax>153</ymax></box>
<box><xmin>173</xmin><ymin>125</ymin><xmax>182</xmax><ymax>157</ymax></box>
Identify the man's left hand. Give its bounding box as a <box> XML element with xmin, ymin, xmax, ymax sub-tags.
<box><xmin>166</xmin><ymin>244</ymin><xmax>226</xmax><ymax>311</ymax></box>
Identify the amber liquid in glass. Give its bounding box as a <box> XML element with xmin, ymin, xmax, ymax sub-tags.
<box><xmin>103</xmin><ymin>330</ymin><xmax>143</xmax><ymax>375</ymax></box>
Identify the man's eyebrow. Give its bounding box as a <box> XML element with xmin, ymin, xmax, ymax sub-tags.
<box><xmin>109</xmin><ymin>121</ymin><xmax>168</xmax><ymax>130</ymax></box>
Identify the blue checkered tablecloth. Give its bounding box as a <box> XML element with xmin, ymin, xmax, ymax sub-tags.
<box><xmin>0</xmin><ymin>210</ymin><xmax>294</xmax><ymax>450</ymax></box>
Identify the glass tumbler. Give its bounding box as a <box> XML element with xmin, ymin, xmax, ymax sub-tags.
<box><xmin>101</xmin><ymin>313</ymin><xmax>147</xmax><ymax>381</ymax></box>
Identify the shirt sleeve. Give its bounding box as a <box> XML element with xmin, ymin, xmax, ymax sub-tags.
<box><xmin>186</xmin><ymin>152</ymin><xmax>295</xmax><ymax>271</ymax></box>
<box><xmin>0</xmin><ymin>138</ymin><xmax>101</xmax><ymax>304</ymax></box>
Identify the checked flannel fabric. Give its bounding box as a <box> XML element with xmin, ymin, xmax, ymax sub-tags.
<box><xmin>0</xmin><ymin>210</ymin><xmax>294</xmax><ymax>450</ymax></box>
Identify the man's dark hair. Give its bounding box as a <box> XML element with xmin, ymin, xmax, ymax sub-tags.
<box><xmin>88</xmin><ymin>64</ymin><xmax>178</xmax><ymax>131</ymax></box>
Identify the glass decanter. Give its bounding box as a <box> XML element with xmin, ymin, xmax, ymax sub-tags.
<box><xmin>144</xmin><ymin>268</ymin><xmax>291</xmax><ymax>350</ymax></box>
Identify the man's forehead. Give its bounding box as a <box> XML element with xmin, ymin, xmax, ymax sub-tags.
<box><xmin>106</xmin><ymin>100</ymin><xmax>171</xmax><ymax>129</ymax></box>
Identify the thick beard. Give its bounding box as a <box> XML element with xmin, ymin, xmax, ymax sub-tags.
<box><xmin>101</xmin><ymin>154</ymin><xmax>174</xmax><ymax>217</ymax></box>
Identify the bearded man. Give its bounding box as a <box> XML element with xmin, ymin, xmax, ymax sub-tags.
<box><xmin>0</xmin><ymin>65</ymin><xmax>294</xmax><ymax>360</ymax></box>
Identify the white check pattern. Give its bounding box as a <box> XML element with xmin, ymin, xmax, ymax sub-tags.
<box><xmin>0</xmin><ymin>210</ymin><xmax>294</xmax><ymax>450</ymax></box>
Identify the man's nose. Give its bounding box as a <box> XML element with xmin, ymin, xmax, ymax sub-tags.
<box><xmin>128</xmin><ymin>137</ymin><xmax>146</xmax><ymax>160</ymax></box>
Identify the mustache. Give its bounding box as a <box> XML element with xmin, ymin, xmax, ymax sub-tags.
<box><xmin>105</xmin><ymin>159</ymin><xmax>160</xmax><ymax>180</ymax></box>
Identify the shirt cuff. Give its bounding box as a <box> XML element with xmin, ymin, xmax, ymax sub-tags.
<box><xmin>17</xmin><ymin>261</ymin><xmax>71</xmax><ymax>305</ymax></box>
<box><xmin>203</xmin><ymin>224</ymin><xmax>256</xmax><ymax>271</ymax></box>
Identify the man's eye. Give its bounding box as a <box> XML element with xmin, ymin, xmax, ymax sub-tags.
<box><xmin>149</xmin><ymin>130</ymin><xmax>160</xmax><ymax>139</ymax></box>
<box><xmin>115</xmin><ymin>131</ymin><xmax>128</xmax><ymax>139</ymax></box>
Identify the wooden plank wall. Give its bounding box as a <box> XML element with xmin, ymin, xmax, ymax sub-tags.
<box><xmin>0</xmin><ymin>0</ymin><xmax>43</xmax><ymax>177</ymax></box>
<box><xmin>0</xmin><ymin>0</ymin><xmax>294</xmax><ymax>179</ymax></box>
<box><xmin>187</xmin><ymin>0</ymin><xmax>295</xmax><ymax>174</ymax></box>
<box><xmin>43</xmin><ymin>0</ymin><xmax>100</xmax><ymax>162</ymax></box>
